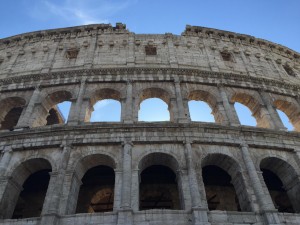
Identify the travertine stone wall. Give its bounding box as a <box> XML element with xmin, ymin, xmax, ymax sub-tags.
<box><xmin>0</xmin><ymin>23</ymin><xmax>300</xmax><ymax>225</ymax></box>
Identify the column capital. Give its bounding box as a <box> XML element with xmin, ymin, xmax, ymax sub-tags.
<box><xmin>122</xmin><ymin>141</ymin><xmax>133</xmax><ymax>147</ymax></box>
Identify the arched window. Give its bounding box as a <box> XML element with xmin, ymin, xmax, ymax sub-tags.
<box><xmin>0</xmin><ymin>97</ymin><xmax>26</xmax><ymax>130</ymax></box>
<box><xmin>139</xmin><ymin>165</ymin><xmax>180</xmax><ymax>210</ymax></box>
<box><xmin>76</xmin><ymin>165</ymin><xmax>115</xmax><ymax>213</ymax></box>
<box><xmin>273</xmin><ymin>99</ymin><xmax>300</xmax><ymax>131</ymax></box>
<box><xmin>90</xmin><ymin>99</ymin><xmax>121</xmax><ymax>122</ymax></box>
<box><xmin>276</xmin><ymin>109</ymin><xmax>293</xmax><ymax>131</ymax></box>
<box><xmin>188</xmin><ymin>100</ymin><xmax>215</xmax><ymax>122</ymax></box>
<box><xmin>234</xmin><ymin>102</ymin><xmax>256</xmax><ymax>126</ymax></box>
<box><xmin>260</xmin><ymin>157</ymin><xmax>300</xmax><ymax>213</ymax></box>
<box><xmin>139</xmin><ymin>98</ymin><xmax>170</xmax><ymax>121</ymax></box>
<box><xmin>0</xmin><ymin>158</ymin><xmax>52</xmax><ymax>219</ymax></box>
<box><xmin>201</xmin><ymin>154</ymin><xmax>252</xmax><ymax>212</ymax></box>
<box><xmin>202</xmin><ymin>165</ymin><xmax>240</xmax><ymax>211</ymax></box>
<box><xmin>12</xmin><ymin>169</ymin><xmax>51</xmax><ymax>219</ymax></box>
<box><xmin>89</xmin><ymin>89</ymin><xmax>122</xmax><ymax>122</ymax></box>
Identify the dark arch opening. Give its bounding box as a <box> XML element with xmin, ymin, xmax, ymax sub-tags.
<box><xmin>1</xmin><ymin>107</ymin><xmax>23</xmax><ymax>130</ymax></box>
<box><xmin>261</xmin><ymin>169</ymin><xmax>294</xmax><ymax>213</ymax></box>
<box><xmin>76</xmin><ymin>165</ymin><xmax>115</xmax><ymax>213</ymax></box>
<box><xmin>12</xmin><ymin>169</ymin><xmax>51</xmax><ymax>219</ymax></box>
<box><xmin>139</xmin><ymin>165</ymin><xmax>180</xmax><ymax>210</ymax></box>
<box><xmin>202</xmin><ymin>165</ymin><xmax>241</xmax><ymax>211</ymax></box>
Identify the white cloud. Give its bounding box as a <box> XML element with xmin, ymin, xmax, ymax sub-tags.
<box><xmin>28</xmin><ymin>0</ymin><xmax>137</xmax><ymax>25</ymax></box>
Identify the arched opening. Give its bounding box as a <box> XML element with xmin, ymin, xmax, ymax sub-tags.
<box><xmin>138</xmin><ymin>88</ymin><xmax>173</xmax><ymax>122</ymax></box>
<box><xmin>261</xmin><ymin>169</ymin><xmax>294</xmax><ymax>213</ymax></box>
<box><xmin>201</xmin><ymin>153</ymin><xmax>252</xmax><ymax>212</ymax></box>
<box><xmin>32</xmin><ymin>91</ymin><xmax>72</xmax><ymax>127</ymax></box>
<box><xmin>89</xmin><ymin>89</ymin><xmax>122</xmax><ymax>122</ymax></box>
<box><xmin>260</xmin><ymin>157</ymin><xmax>300</xmax><ymax>213</ymax></box>
<box><xmin>0</xmin><ymin>97</ymin><xmax>26</xmax><ymax>130</ymax></box>
<box><xmin>274</xmin><ymin>99</ymin><xmax>300</xmax><ymax>131</ymax></box>
<box><xmin>139</xmin><ymin>165</ymin><xmax>180</xmax><ymax>210</ymax></box>
<box><xmin>12</xmin><ymin>169</ymin><xmax>51</xmax><ymax>219</ymax></box>
<box><xmin>232</xmin><ymin>93</ymin><xmax>272</xmax><ymax>128</ymax></box>
<box><xmin>202</xmin><ymin>165</ymin><xmax>240</xmax><ymax>211</ymax></box>
<box><xmin>138</xmin><ymin>152</ymin><xmax>182</xmax><ymax>210</ymax></box>
<box><xmin>234</xmin><ymin>102</ymin><xmax>256</xmax><ymax>126</ymax></box>
<box><xmin>90</xmin><ymin>99</ymin><xmax>121</xmax><ymax>122</ymax></box>
<box><xmin>276</xmin><ymin>109</ymin><xmax>293</xmax><ymax>131</ymax></box>
<box><xmin>139</xmin><ymin>98</ymin><xmax>170</xmax><ymax>121</ymax></box>
<box><xmin>0</xmin><ymin>158</ymin><xmax>52</xmax><ymax>219</ymax></box>
<box><xmin>188</xmin><ymin>100</ymin><xmax>215</xmax><ymax>122</ymax></box>
<box><xmin>76</xmin><ymin>165</ymin><xmax>115</xmax><ymax>213</ymax></box>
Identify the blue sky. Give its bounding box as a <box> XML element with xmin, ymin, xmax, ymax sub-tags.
<box><xmin>1</xmin><ymin>0</ymin><xmax>298</xmax><ymax>129</ymax></box>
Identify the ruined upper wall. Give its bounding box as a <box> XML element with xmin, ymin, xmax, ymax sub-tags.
<box><xmin>0</xmin><ymin>23</ymin><xmax>299</xmax><ymax>84</ymax></box>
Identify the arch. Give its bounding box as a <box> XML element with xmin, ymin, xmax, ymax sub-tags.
<box><xmin>138</xmin><ymin>88</ymin><xmax>173</xmax><ymax>121</ymax></box>
<box><xmin>231</xmin><ymin>92</ymin><xmax>271</xmax><ymax>128</ymax></box>
<box><xmin>67</xmin><ymin>154</ymin><xmax>117</xmax><ymax>214</ymax></box>
<box><xmin>32</xmin><ymin>90</ymin><xmax>73</xmax><ymax>127</ymax></box>
<box><xmin>0</xmin><ymin>97</ymin><xmax>26</xmax><ymax>130</ymax></box>
<box><xmin>188</xmin><ymin>90</ymin><xmax>221</xmax><ymax>123</ymax></box>
<box><xmin>0</xmin><ymin>158</ymin><xmax>52</xmax><ymax>219</ymax></box>
<box><xmin>201</xmin><ymin>153</ymin><xmax>252</xmax><ymax>212</ymax></box>
<box><xmin>138</xmin><ymin>152</ymin><xmax>183</xmax><ymax>210</ymax></box>
<box><xmin>273</xmin><ymin>99</ymin><xmax>300</xmax><ymax>131</ymax></box>
<box><xmin>90</xmin><ymin>88</ymin><xmax>121</xmax><ymax>106</ymax></box>
<box><xmin>260</xmin><ymin>157</ymin><xmax>300</xmax><ymax>212</ymax></box>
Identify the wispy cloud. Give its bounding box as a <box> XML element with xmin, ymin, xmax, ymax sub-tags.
<box><xmin>27</xmin><ymin>0</ymin><xmax>137</xmax><ymax>25</ymax></box>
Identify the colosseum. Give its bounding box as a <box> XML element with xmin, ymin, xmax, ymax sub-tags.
<box><xmin>0</xmin><ymin>23</ymin><xmax>300</xmax><ymax>225</ymax></box>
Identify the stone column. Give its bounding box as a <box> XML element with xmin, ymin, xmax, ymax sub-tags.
<box><xmin>182</xmin><ymin>98</ymin><xmax>191</xmax><ymax>122</ymax></box>
<box><xmin>177</xmin><ymin>169</ymin><xmax>192</xmax><ymax>210</ymax></box>
<box><xmin>174</xmin><ymin>79</ymin><xmax>188</xmax><ymax>123</ymax></box>
<box><xmin>123</xmin><ymin>81</ymin><xmax>133</xmax><ymax>123</ymax></box>
<box><xmin>113</xmin><ymin>170</ymin><xmax>122</xmax><ymax>211</ymax></box>
<box><xmin>15</xmin><ymin>86</ymin><xmax>41</xmax><ymax>128</ymax></box>
<box><xmin>240</xmin><ymin>143</ymin><xmax>282</xmax><ymax>225</ymax></box>
<box><xmin>259</xmin><ymin>90</ymin><xmax>286</xmax><ymax>130</ymax></box>
<box><xmin>170</xmin><ymin>98</ymin><xmax>178</xmax><ymax>122</ymax></box>
<box><xmin>67</xmin><ymin>79</ymin><xmax>86</xmax><ymax>125</ymax></box>
<box><xmin>0</xmin><ymin>146</ymin><xmax>13</xmax><ymax>176</ymax></box>
<box><xmin>218</xmin><ymin>84</ymin><xmax>240</xmax><ymax>126</ymax></box>
<box><xmin>184</xmin><ymin>141</ymin><xmax>210</xmax><ymax>225</ymax></box>
<box><xmin>131</xmin><ymin>169</ymin><xmax>140</xmax><ymax>211</ymax></box>
<box><xmin>118</xmin><ymin>141</ymin><xmax>133</xmax><ymax>225</ymax></box>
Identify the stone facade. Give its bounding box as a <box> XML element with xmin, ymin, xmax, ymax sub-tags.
<box><xmin>0</xmin><ymin>23</ymin><xmax>299</xmax><ymax>225</ymax></box>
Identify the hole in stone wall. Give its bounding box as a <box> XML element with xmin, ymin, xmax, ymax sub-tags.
<box><xmin>90</xmin><ymin>99</ymin><xmax>121</xmax><ymax>122</ymax></box>
<box><xmin>202</xmin><ymin>165</ymin><xmax>241</xmax><ymax>211</ymax></box>
<box><xmin>188</xmin><ymin>100</ymin><xmax>215</xmax><ymax>122</ymax></box>
<box><xmin>12</xmin><ymin>169</ymin><xmax>51</xmax><ymax>219</ymax></box>
<box><xmin>145</xmin><ymin>46</ymin><xmax>157</xmax><ymax>55</ymax></box>
<box><xmin>276</xmin><ymin>109</ymin><xmax>293</xmax><ymax>131</ymax></box>
<box><xmin>234</xmin><ymin>102</ymin><xmax>256</xmax><ymax>126</ymax></box>
<box><xmin>0</xmin><ymin>107</ymin><xmax>23</xmax><ymax>130</ymax></box>
<box><xmin>261</xmin><ymin>169</ymin><xmax>294</xmax><ymax>213</ymax></box>
<box><xmin>139</xmin><ymin>165</ymin><xmax>180</xmax><ymax>210</ymax></box>
<box><xmin>220</xmin><ymin>51</ymin><xmax>233</xmax><ymax>62</ymax></box>
<box><xmin>76</xmin><ymin>166</ymin><xmax>115</xmax><ymax>213</ymax></box>
<box><xmin>283</xmin><ymin>64</ymin><xmax>295</xmax><ymax>76</ymax></box>
<box><xmin>138</xmin><ymin>98</ymin><xmax>170</xmax><ymax>122</ymax></box>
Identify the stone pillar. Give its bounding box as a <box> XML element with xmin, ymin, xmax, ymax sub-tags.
<box><xmin>123</xmin><ymin>81</ymin><xmax>133</xmax><ymax>123</ymax></box>
<box><xmin>177</xmin><ymin>169</ymin><xmax>192</xmax><ymax>210</ymax></box>
<box><xmin>170</xmin><ymin>98</ymin><xmax>178</xmax><ymax>122</ymax></box>
<box><xmin>15</xmin><ymin>86</ymin><xmax>41</xmax><ymax>128</ymax></box>
<box><xmin>184</xmin><ymin>141</ymin><xmax>210</xmax><ymax>225</ymax></box>
<box><xmin>182</xmin><ymin>98</ymin><xmax>191</xmax><ymax>122</ymax></box>
<box><xmin>218</xmin><ymin>84</ymin><xmax>240</xmax><ymax>126</ymax></box>
<box><xmin>67</xmin><ymin>79</ymin><xmax>86</xmax><ymax>125</ymax></box>
<box><xmin>259</xmin><ymin>90</ymin><xmax>286</xmax><ymax>130</ymax></box>
<box><xmin>0</xmin><ymin>146</ymin><xmax>12</xmax><ymax>176</ymax></box>
<box><xmin>240</xmin><ymin>143</ymin><xmax>282</xmax><ymax>225</ymax></box>
<box><xmin>174</xmin><ymin>79</ymin><xmax>188</xmax><ymax>123</ymax></box>
<box><xmin>131</xmin><ymin>169</ymin><xmax>140</xmax><ymax>211</ymax></box>
<box><xmin>113</xmin><ymin>170</ymin><xmax>122</xmax><ymax>211</ymax></box>
<box><xmin>216</xmin><ymin>101</ymin><xmax>230</xmax><ymax>125</ymax></box>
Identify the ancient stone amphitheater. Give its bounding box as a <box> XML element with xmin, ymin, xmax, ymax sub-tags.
<box><xmin>0</xmin><ymin>23</ymin><xmax>300</xmax><ymax>225</ymax></box>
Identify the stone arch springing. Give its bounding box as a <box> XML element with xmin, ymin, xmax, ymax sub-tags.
<box><xmin>0</xmin><ymin>158</ymin><xmax>52</xmax><ymax>219</ymax></box>
<box><xmin>231</xmin><ymin>92</ymin><xmax>272</xmax><ymax>128</ymax></box>
<box><xmin>32</xmin><ymin>90</ymin><xmax>72</xmax><ymax>127</ymax></box>
<box><xmin>273</xmin><ymin>99</ymin><xmax>300</xmax><ymax>131</ymax></box>
<box><xmin>201</xmin><ymin>153</ymin><xmax>252</xmax><ymax>212</ymax></box>
<box><xmin>260</xmin><ymin>157</ymin><xmax>300</xmax><ymax>213</ymax></box>
<box><xmin>138</xmin><ymin>152</ymin><xmax>183</xmax><ymax>210</ymax></box>
<box><xmin>0</xmin><ymin>97</ymin><xmax>26</xmax><ymax>130</ymax></box>
<box><xmin>89</xmin><ymin>88</ymin><xmax>122</xmax><ymax>122</ymax></box>
<box><xmin>69</xmin><ymin>154</ymin><xmax>116</xmax><ymax>214</ymax></box>
<box><xmin>138</xmin><ymin>88</ymin><xmax>173</xmax><ymax>122</ymax></box>
<box><xmin>187</xmin><ymin>90</ymin><xmax>223</xmax><ymax>123</ymax></box>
